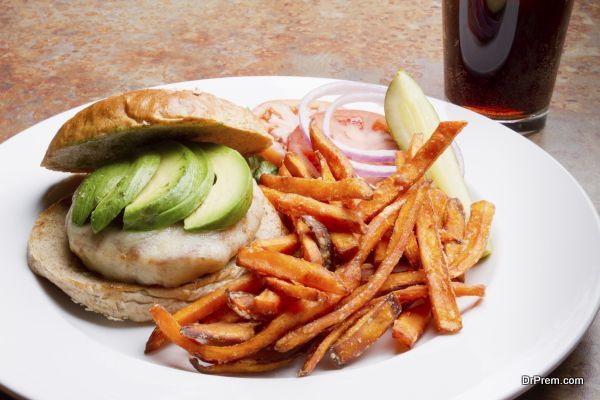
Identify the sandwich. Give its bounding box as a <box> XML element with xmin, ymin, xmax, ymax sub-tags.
<box><xmin>27</xmin><ymin>89</ymin><xmax>287</xmax><ymax>322</ymax></box>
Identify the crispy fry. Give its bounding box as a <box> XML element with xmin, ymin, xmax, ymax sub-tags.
<box><xmin>443</xmin><ymin>198</ymin><xmax>466</xmax><ymax>264</ymax></box>
<box><xmin>295</xmin><ymin>218</ymin><xmax>324</xmax><ymax>264</ymax></box>
<box><xmin>284</xmin><ymin>151</ymin><xmax>317</xmax><ymax>178</ymax></box>
<box><xmin>315</xmin><ymin>151</ymin><xmax>335</xmax><ymax>182</ymax></box>
<box><xmin>395</xmin><ymin>151</ymin><xmax>407</xmax><ymax>170</ymax></box>
<box><xmin>309</xmin><ymin>121</ymin><xmax>355</xmax><ymax>180</ymax></box>
<box><xmin>355</xmin><ymin>121</ymin><xmax>466</xmax><ymax>221</ymax></box>
<box><xmin>299</xmin><ymin>304</ymin><xmax>372</xmax><ymax>376</ymax></box>
<box><xmin>439</xmin><ymin>229</ymin><xmax>464</xmax><ymax>244</ymax></box>
<box><xmin>181</xmin><ymin>322</ymin><xmax>258</xmax><ymax>345</ymax></box>
<box><xmin>275</xmin><ymin>182</ymin><xmax>428</xmax><ymax>352</ymax></box>
<box><xmin>384</xmin><ymin>282</ymin><xmax>485</xmax><ymax>304</ymax></box>
<box><xmin>392</xmin><ymin>301</ymin><xmax>432</xmax><ymax>348</ymax></box>
<box><xmin>264</xmin><ymin>277</ymin><xmax>330</xmax><ymax>302</ymax></box>
<box><xmin>336</xmin><ymin>198</ymin><xmax>405</xmax><ymax>289</ymax></box>
<box><xmin>201</xmin><ymin>307</ymin><xmax>242</xmax><ymax>324</ymax></box>
<box><xmin>449</xmin><ymin>201</ymin><xmax>495</xmax><ymax>278</ymax></box>
<box><xmin>429</xmin><ymin>187</ymin><xmax>449</xmax><ymax>227</ymax></box>
<box><xmin>261</xmin><ymin>187</ymin><xmax>365</xmax><ymax>233</ymax></box>
<box><xmin>227</xmin><ymin>291</ymin><xmax>264</xmax><ymax>321</ymax></box>
<box><xmin>145</xmin><ymin>274</ymin><xmax>262</xmax><ymax>353</ymax></box>
<box><xmin>251</xmin><ymin>234</ymin><xmax>299</xmax><ymax>254</ymax></box>
<box><xmin>236</xmin><ymin>247</ymin><xmax>348</xmax><ymax>295</ymax></box>
<box><xmin>302</xmin><ymin>215</ymin><xmax>334</xmax><ymax>269</ymax></box>
<box><xmin>151</xmin><ymin>300</ymin><xmax>332</xmax><ymax>364</ymax></box>
<box><xmin>379</xmin><ymin>270</ymin><xmax>426</xmax><ymax>293</ymax></box>
<box><xmin>404</xmin><ymin>231</ymin><xmax>421</xmax><ymax>268</ymax></box>
<box><xmin>416</xmin><ymin>191</ymin><xmax>462</xmax><ymax>333</ymax></box>
<box><xmin>330</xmin><ymin>294</ymin><xmax>402</xmax><ymax>366</ymax></box>
<box><xmin>261</xmin><ymin>175</ymin><xmax>373</xmax><ymax>201</ymax></box>
<box><xmin>373</xmin><ymin>238</ymin><xmax>389</xmax><ymax>265</ymax></box>
<box><xmin>278</xmin><ymin>163</ymin><xmax>292</xmax><ymax>177</ymax></box>
<box><xmin>254</xmin><ymin>289</ymin><xmax>282</xmax><ymax>316</ymax></box>
<box><xmin>330</xmin><ymin>232</ymin><xmax>358</xmax><ymax>260</ymax></box>
<box><xmin>190</xmin><ymin>355</ymin><xmax>295</xmax><ymax>375</ymax></box>
<box><xmin>360</xmin><ymin>263</ymin><xmax>376</xmax><ymax>283</ymax></box>
<box><xmin>259</xmin><ymin>144</ymin><xmax>285</xmax><ymax>167</ymax></box>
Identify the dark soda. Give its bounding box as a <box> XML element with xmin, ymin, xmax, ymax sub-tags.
<box><xmin>443</xmin><ymin>0</ymin><xmax>573</xmax><ymax>132</ymax></box>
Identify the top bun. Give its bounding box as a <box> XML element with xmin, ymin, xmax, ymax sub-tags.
<box><xmin>42</xmin><ymin>89</ymin><xmax>272</xmax><ymax>172</ymax></box>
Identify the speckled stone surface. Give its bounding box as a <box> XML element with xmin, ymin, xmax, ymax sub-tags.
<box><xmin>1</xmin><ymin>1</ymin><xmax>598</xmax><ymax>398</ymax></box>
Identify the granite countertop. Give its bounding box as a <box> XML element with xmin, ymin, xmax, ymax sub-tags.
<box><xmin>1</xmin><ymin>0</ymin><xmax>598</xmax><ymax>399</ymax></box>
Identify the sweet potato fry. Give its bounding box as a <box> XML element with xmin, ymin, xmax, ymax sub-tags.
<box><xmin>284</xmin><ymin>151</ymin><xmax>317</xmax><ymax>178</ymax></box>
<box><xmin>151</xmin><ymin>299</ymin><xmax>332</xmax><ymax>364</ymax></box>
<box><xmin>236</xmin><ymin>247</ymin><xmax>348</xmax><ymax>295</ymax></box>
<box><xmin>254</xmin><ymin>289</ymin><xmax>282</xmax><ymax>316</ymax></box>
<box><xmin>299</xmin><ymin>304</ymin><xmax>373</xmax><ymax>376</ymax></box>
<box><xmin>404</xmin><ymin>231</ymin><xmax>421</xmax><ymax>268</ymax></box>
<box><xmin>294</xmin><ymin>218</ymin><xmax>324</xmax><ymax>264</ymax></box>
<box><xmin>379</xmin><ymin>270</ymin><xmax>426</xmax><ymax>293</ymax></box>
<box><xmin>395</xmin><ymin>151</ymin><xmax>407</xmax><ymax>170</ymax></box>
<box><xmin>330</xmin><ymin>294</ymin><xmax>402</xmax><ymax>366</ymax></box>
<box><xmin>260</xmin><ymin>175</ymin><xmax>373</xmax><ymax>201</ymax></box>
<box><xmin>261</xmin><ymin>187</ymin><xmax>365</xmax><ymax>233</ymax></box>
<box><xmin>190</xmin><ymin>355</ymin><xmax>295</xmax><ymax>375</ymax></box>
<box><xmin>373</xmin><ymin>238</ymin><xmax>389</xmax><ymax>265</ymax></box>
<box><xmin>278</xmin><ymin>163</ymin><xmax>292</xmax><ymax>177</ymax></box>
<box><xmin>200</xmin><ymin>307</ymin><xmax>242</xmax><ymax>324</ymax></box>
<box><xmin>429</xmin><ymin>187</ymin><xmax>449</xmax><ymax>227</ymax></box>
<box><xmin>360</xmin><ymin>263</ymin><xmax>376</xmax><ymax>283</ymax></box>
<box><xmin>309</xmin><ymin>121</ymin><xmax>355</xmax><ymax>180</ymax></box>
<box><xmin>145</xmin><ymin>273</ymin><xmax>262</xmax><ymax>353</ymax></box>
<box><xmin>275</xmin><ymin>181</ymin><xmax>428</xmax><ymax>352</ymax></box>
<box><xmin>181</xmin><ymin>322</ymin><xmax>258</xmax><ymax>345</ymax></box>
<box><xmin>336</xmin><ymin>198</ymin><xmax>405</xmax><ymax>289</ymax></box>
<box><xmin>392</xmin><ymin>301</ymin><xmax>431</xmax><ymax>348</ymax></box>
<box><xmin>227</xmin><ymin>291</ymin><xmax>264</xmax><ymax>321</ymax></box>
<box><xmin>264</xmin><ymin>277</ymin><xmax>330</xmax><ymax>302</ymax></box>
<box><xmin>443</xmin><ymin>198</ymin><xmax>466</xmax><ymax>264</ymax></box>
<box><xmin>355</xmin><ymin>121</ymin><xmax>466</xmax><ymax>221</ymax></box>
<box><xmin>384</xmin><ymin>282</ymin><xmax>485</xmax><ymax>304</ymax></box>
<box><xmin>439</xmin><ymin>229</ymin><xmax>464</xmax><ymax>244</ymax></box>
<box><xmin>259</xmin><ymin>144</ymin><xmax>285</xmax><ymax>167</ymax></box>
<box><xmin>330</xmin><ymin>232</ymin><xmax>358</xmax><ymax>260</ymax></box>
<box><xmin>449</xmin><ymin>201</ymin><xmax>495</xmax><ymax>278</ymax></box>
<box><xmin>302</xmin><ymin>216</ymin><xmax>333</xmax><ymax>269</ymax></box>
<box><xmin>251</xmin><ymin>234</ymin><xmax>299</xmax><ymax>254</ymax></box>
<box><xmin>407</xmin><ymin>133</ymin><xmax>425</xmax><ymax>158</ymax></box>
<box><xmin>416</xmin><ymin>191</ymin><xmax>462</xmax><ymax>333</ymax></box>
<box><xmin>315</xmin><ymin>150</ymin><xmax>335</xmax><ymax>182</ymax></box>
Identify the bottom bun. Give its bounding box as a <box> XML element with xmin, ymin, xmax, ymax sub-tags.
<box><xmin>27</xmin><ymin>197</ymin><xmax>286</xmax><ymax>322</ymax></box>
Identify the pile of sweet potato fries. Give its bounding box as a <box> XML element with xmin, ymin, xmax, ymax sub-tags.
<box><xmin>145</xmin><ymin>120</ymin><xmax>495</xmax><ymax>376</ymax></box>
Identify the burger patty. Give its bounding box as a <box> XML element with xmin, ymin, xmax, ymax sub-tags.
<box><xmin>66</xmin><ymin>183</ymin><xmax>266</xmax><ymax>287</ymax></box>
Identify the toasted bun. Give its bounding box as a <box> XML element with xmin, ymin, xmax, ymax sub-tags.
<box><xmin>27</xmin><ymin>196</ymin><xmax>286</xmax><ymax>322</ymax></box>
<box><xmin>42</xmin><ymin>89</ymin><xmax>272</xmax><ymax>172</ymax></box>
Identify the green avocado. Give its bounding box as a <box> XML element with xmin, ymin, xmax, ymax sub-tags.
<box><xmin>123</xmin><ymin>141</ymin><xmax>212</xmax><ymax>230</ymax></box>
<box><xmin>90</xmin><ymin>149</ymin><xmax>160</xmax><ymax>233</ymax></box>
<box><xmin>71</xmin><ymin>161</ymin><xmax>130</xmax><ymax>226</ymax></box>
<box><xmin>184</xmin><ymin>144</ymin><xmax>253</xmax><ymax>232</ymax></box>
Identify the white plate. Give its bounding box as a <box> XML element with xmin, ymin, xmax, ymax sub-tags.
<box><xmin>0</xmin><ymin>76</ymin><xmax>598</xmax><ymax>400</ymax></box>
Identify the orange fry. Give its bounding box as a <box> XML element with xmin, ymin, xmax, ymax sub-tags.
<box><xmin>329</xmin><ymin>294</ymin><xmax>402</xmax><ymax>366</ymax></box>
<box><xmin>407</xmin><ymin>133</ymin><xmax>425</xmax><ymax>158</ymax></box>
<box><xmin>315</xmin><ymin>150</ymin><xmax>335</xmax><ymax>182</ymax></box>
<box><xmin>254</xmin><ymin>289</ymin><xmax>282</xmax><ymax>316</ymax></box>
<box><xmin>227</xmin><ymin>291</ymin><xmax>265</xmax><ymax>321</ymax></box>
<box><xmin>278</xmin><ymin>163</ymin><xmax>292</xmax><ymax>177</ymax></box>
<box><xmin>275</xmin><ymin>181</ymin><xmax>429</xmax><ymax>352</ymax></box>
<box><xmin>356</xmin><ymin>121</ymin><xmax>466</xmax><ymax>221</ymax></box>
<box><xmin>259</xmin><ymin>144</ymin><xmax>285</xmax><ymax>167</ymax></box>
<box><xmin>449</xmin><ymin>201</ymin><xmax>495</xmax><ymax>278</ymax></box>
<box><xmin>404</xmin><ymin>231</ymin><xmax>421</xmax><ymax>268</ymax></box>
<box><xmin>284</xmin><ymin>151</ymin><xmax>317</xmax><ymax>178</ymax></box>
<box><xmin>151</xmin><ymin>299</ymin><xmax>332</xmax><ymax>364</ymax></box>
<box><xmin>392</xmin><ymin>301</ymin><xmax>432</xmax><ymax>348</ymax></box>
<box><xmin>443</xmin><ymin>198</ymin><xmax>466</xmax><ymax>263</ymax></box>
<box><xmin>330</xmin><ymin>232</ymin><xmax>358</xmax><ymax>260</ymax></box>
<box><xmin>251</xmin><ymin>234</ymin><xmax>299</xmax><ymax>254</ymax></box>
<box><xmin>383</xmin><ymin>282</ymin><xmax>486</xmax><ymax>304</ymax></box>
<box><xmin>379</xmin><ymin>270</ymin><xmax>426</xmax><ymax>293</ymax></box>
<box><xmin>201</xmin><ymin>307</ymin><xmax>242</xmax><ymax>324</ymax></box>
<box><xmin>181</xmin><ymin>322</ymin><xmax>258</xmax><ymax>345</ymax></box>
<box><xmin>261</xmin><ymin>187</ymin><xmax>365</xmax><ymax>233</ymax></box>
<box><xmin>264</xmin><ymin>277</ymin><xmax>330</xmax><ymax>302</ymax></box>
<box><xmin>145</xmin><ymin>273</ymin><xmax>262</xmax><ymax>353</ymax></box>
<box><xmin>373</xmin><ymin>238</ymin><xmax>389</xmax><ymax>265</ymax></box>
<box><xmin>294</xmin><ymin>218</ymin><xmax>324</xmax><ymax>264</ymax></box>
<box><xmin>190</xmin><ymin>356</ymin><xmax>295</xmax><ymax>375</ymax></box>
<box><xmin>236</xmin><ymin>247</ymin><xmax>348</xmax><ymax>295</ymax></box>
<box><xmin>417</xmin><ymin>191</ymin><xmax>462</xmax><ymax>333</ymax></box>
<box><xmin>260</xmin><ymin>175</ymin><xmax>373</xmax><ymax>201</ymax></box>
<box><xmin>429</xmin><ymin>187</ymin><xmax>449</xmax><ymax>227</ymax></box>
<box><xmin>309</xmin><ymin>121</ymin><xmax>355</xmax><ymax>180</ymax></box>
<box><xmin>395</xmin><ymin>151</ymin><xmax>407</xmax><ymax>170</ymax></box>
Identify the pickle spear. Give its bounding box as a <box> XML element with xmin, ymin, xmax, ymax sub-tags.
<box><xmin>384</xmin><ymin>69</ymin><xmax>491</xmax><ymax>256</ymax></box>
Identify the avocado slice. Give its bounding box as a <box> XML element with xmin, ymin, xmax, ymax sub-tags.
<box><xmin>90</xmin><ymin>150</ymin><xmax>160</xmax><ymax>233</ymax></box>
<box><xmin>123</xmin><ymin>141</ymin><xmax>212</xmax><ymax>230</ymax></box>
<box><xmin>184</xmin><ymin>144</ymin><xmax>253</xmax><ymax>232</ymax></box>
<box><xmin>71</xmin><ymin>161</ymin><xmax>130</xmax><ymax>226</ymax></box>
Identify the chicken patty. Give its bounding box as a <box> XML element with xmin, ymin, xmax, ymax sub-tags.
<box><xmin>67</xmin><ymin>183</ymin><xmax>266</xmax><ymax>287</ymax></box>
